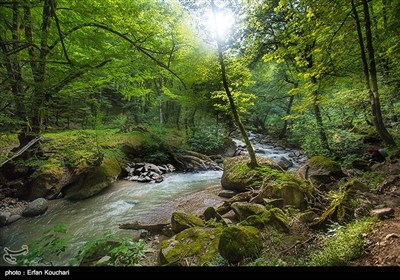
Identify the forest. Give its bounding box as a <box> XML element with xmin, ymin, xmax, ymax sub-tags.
<box><xmin>0</xmin><ymin>0</ymin><xmax>399</xmax><ymax>268</ymax></box>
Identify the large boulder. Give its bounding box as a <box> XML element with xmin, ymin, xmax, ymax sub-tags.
<box><xmin>231</xmin><ymin>202</ymin><xmax>266</xmax><ymax>221</ymax></box>
<box><xmin>221</xmin><ymin>138</ymin><xmax>237</xmax><ymax>158</ymax></box>
<box><xmin>64</xmin><ymin>158</ymin><xmax>121</xmax><ymax>200</ymax></box>
<box><xmin>297</xmin><ymin>156</ymin><xmax>345</xmax><ymax>187</ymax></box>
<box><xmin>29</xmin><ymin>162</ymin><xmax>66</xmax><ymax>200</ymax></box>
<box><xmin>240</xmin><ymin>208</ymin><xmax>289</xmax><ymax>232</ymax></box>
<box><xmin>218</xmin><ymin>225</ymin><xmax>262</xmax><ymax>263</ymax></box>
<box><xmin>221</xmin><ymin>155</ymin><xmax>282</xmax><ymax>192</ymax></box>
<box><xmin>274</xmin><ymin>156</ymin><xmax>293</xmax><ymax>170</ymax></box>
<box><xmin>22</xmin><ymin>198</ymin><xmax>48</xmax><ymax>217</ymax></box>
<box><xmin>160</xmin><ymin>227</ymin><xmax>222</xmax><ymax>266</ymax></box>
<box><xmin>203</xmin><ymin>207</ymin><xmax>226</xmax><ymax>225</ymax></box>
<box><xmin>171</xmin><ymin>212</ymin><xmax>205</xmax><ymax>233</ymax></box>
<box><xmin>259</xmin><ymin>174</ymin><xmax>310</xmax><ymax>210</ymax></box>
<box><xmin>0</xmin><ymin>212</ymin><xmax>11</xmax><ymax>226</ymax></box>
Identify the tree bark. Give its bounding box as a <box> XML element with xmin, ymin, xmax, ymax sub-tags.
<box><xmin>279</xmin><ymin>94</ymin><xmax>294</xmax><ymax>139</ymax></box>
<box><xmin>211</xmin><ymin>0</ymin><xmax>258</xmax><ymax>168</ymax></box>
<box><xmin>352</xmin><ymin>0</ymin><xmax>396</xmax><ymax>146</ymax></box>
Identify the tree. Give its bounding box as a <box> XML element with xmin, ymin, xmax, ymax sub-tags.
<box><xmin>351</xmin><ymin>0</ymin><xmax>396</xmax><ymax>146</ymax></box>
<box><xmin>211</xmin><ymin>0</ymin><xmax>258</xmax><ymax>167</ymax></box>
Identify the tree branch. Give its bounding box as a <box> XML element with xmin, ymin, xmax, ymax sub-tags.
<box><xmin>49</xmin><ymin>23</ymin><xmax>186</xmax><ymax>88</ymax></box>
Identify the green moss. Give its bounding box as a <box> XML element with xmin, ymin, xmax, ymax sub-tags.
<box><xmin>240</xmin><ymin>208</ymin><xmax>289</xmax><ymax>232</ymax></box>
<box><xmin>171</xmin><ymin>212</ymin><xmax>205</xmax><ymax>233</ymax></box>
<box><xmin>160</xmin><ymin>227</ymin><xmax>222</xmax><ymax>266</ymax></box>
<box><xmin>307</xmin><ymin>217</ymin><xmax>376</xmax><ymax>266</ymax></box>
<box><xmin>239</xmin><ymin>215</ymin><xmax>265</xmax><ymax>229</ymax></box>
<box><xmin>308</xmin><ymin>156</ymin><xmax>341</xmax><ymax>172</ymax></box>
<box><xmin>64</xmin><ymin>158</ymin><xmax>121</xmax><ymax>200</ymax></box>
<box><xmin>221</xmin><ymin>155</ymin><xmax>281</xmax><ymax>191</ymax></box>
<box><xmin>218</xmin><ymin>226</ymin><xmax>262</xmax><ymax>263</ymax></box>
<box><xmin>231</xmin><ymin>202</ymin><xmax>266</xmax><ymax>221</ymax></box>
<box><xmin>311</xmin><ymin>179</ymin><xmax>364</xmax><ymax>228</ymax></box>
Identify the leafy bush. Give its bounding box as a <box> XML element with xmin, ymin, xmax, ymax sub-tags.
<box><xmin>17</xmin><ymin>224</ymin><xmax>72</xmax><ymax>266</ymax></box>
<box><xmin>70</xmin><ymin>233</ymin><xmax>146</xmax><ymax>266</ymax></box>
<box><xmin>187</xmin><ymin>129</ymin><xmax>225</xmax><ymax>155</ymax></box>
<box><xmin>307</xmin><ymin>217</ymin><xmax>375</xmax><ymax>266</ymax></box>
<box><xmin>17</xmin><ymin>225</ymin><xmax>147</xmax><ymax>266</ymax></box>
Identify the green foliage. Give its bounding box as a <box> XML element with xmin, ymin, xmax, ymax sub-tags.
<box><xmin>17</xmin><ymin>224</ymin><xmax>146</xmax><ymax>266</ymax></box>
<box><xmin>71</xmin><ymin>233</ymin><xmax>146</xmax><ymax>266</ymax></box>
<box><xmin>17</xmin><ymin>224</ymin><xmax>72</xmax><ymax>266</ymax></box>
<box><xmin>307</xmin><ymin>217</ymin><xmax>376</xmax><ymax>266</ymax></box>
<box><xmin>187</xmin><ymin>128</ymin><xmax>225</xmax><ymax>155</ymax></box>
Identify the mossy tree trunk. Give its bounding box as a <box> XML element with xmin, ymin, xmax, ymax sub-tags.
<box><xmin>351</xmin><ymin>0</ymin><xmax>396</xmax><ymax>147</ymax></box>
<box><xmin>211</xmin><ymin>0</ymin><xmax>258</xmax><ymax>168</ymax></box>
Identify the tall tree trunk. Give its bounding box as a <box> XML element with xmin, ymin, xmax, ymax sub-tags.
<box><xmin>352</xmin><ymin>0</ymin><xmax>396</xmax><ymax>146</ymax></box>
<box><xmin>211</xmin><ymin>0</ymin><xmax>258</xmax><ymax>168</ymax></box>
<box><xmin>279</xmin><ymin>94</ymin><xmax>294</xmax><ymax>139</ymax></box>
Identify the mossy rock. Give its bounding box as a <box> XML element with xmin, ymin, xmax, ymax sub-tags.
<box><xmin>29</xmin><ymin>161</ymin><xmax>66</xmax><ymax>200</ymax></box>
<box><xmin>261</xmin><ymin>173</ymin><xmax>311</xmax><ymax>210</ymax></box>
<box><xmin>160</xmin><ymin>227</ymin><xmax>222</xmax><ymax>266</ymax></box>
<box><xmin>240</xmin><ymin>208</ymin><xmax>289</xmax><ymax>232</ymax></box>
<box><xmin>305</xmin><ymin>156</ymin><xmax>346</xmax><ymax>186</ymax></box>
<box><xmin>218</xmin><ymin>225</ymin><xmax>262</xmax><ymax>263</ymax></box>
<box><xmin>231</xmin><ymin>202</ymin><xmax>266</xmax><ymax>221</ymax></box>
<box><xmin>64</xmin><ymin>158</ymin><xmax>121</xmax><ymax>200</ymax></box>
<box><xmin>221</xmin><ymin>155</ymin><xmax>282</xmax><ymax>192</ymax></box>
<box><xmin>203</xmin><ymin>207</ymin><xmax>227</xmax><ymax>226</ymax></box>
<box><xmin>171</xmin><ymin>212</ymin><xmax>205</xmax><ymax>233</ymax></box>
<box><xmin>310</xmin><ymin>179</ymin><xmax>364</xmax><ymax>228</ymax></box>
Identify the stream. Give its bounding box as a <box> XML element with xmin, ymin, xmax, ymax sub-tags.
<box><xmin>0</xmin><ymin>133</ymin><xmax>306</xmax><ymax>266</ymax></box>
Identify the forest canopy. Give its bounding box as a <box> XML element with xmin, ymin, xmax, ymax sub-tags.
<box><xmin>1</xmin><ymin>0</ymin><xmax>399</xmax><ymax>158</ymax></box>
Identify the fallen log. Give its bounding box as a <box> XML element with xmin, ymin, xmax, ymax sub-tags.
<box><xmin>119</xmin><ymin>221</ymin><xmax>169</xmax><ymax>233</ymax></box>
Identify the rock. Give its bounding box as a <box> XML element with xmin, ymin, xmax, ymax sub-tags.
<box><xmin>240</xmin><ymin>208</ymin><xmax>289</xmax><ymax>232</ymax></box>
<box><xmin>218</xmin><ymin>189</ymin><xmax>237</xmax><ymax>198</ymax></box>
<box><xmin>218</xmin><ymin>226</ymin><xmax>262</xmax><ymax>263</ymax></box>
<box><xmin>203</xmin><ymin>207</ymin><xmax>226</xmax><ymax>225</ymax></box>
<box><xmin>221</xmin><ymin>155</ymin><xmax>282</xmax><ymax>192</ymax></box>
<box><xmin>370</xmin><ymin>208</ymin><xmax>395</xmax><ymax>220</ymax></box>
<box><xmin>22</xmin><ymin>198</ymin><xmax>48</xmax><ymax>217</ymax></box>
<box><xmin>351</xmin><ymin>159</ymin><xmax>371</xmax><ymax>171</ymax></box>
<box><xmin>300</xmin><ymin>156</ymin><xmax>346</xmax><ymax>186</ymax></box>
<box><xmin>261</xmin><ymin>174</ymin><xmax>309</xmax><ymax>210</ymax></box>
<box><xmin>221</xmin><ymin>138</ymin><xmax>237</xmax><ymax>158</ymax></box>
<box><xmin>299</xmin><ymin>210</ymin><xmax>318</xmax><ymax>223</ymax></box>
<box><xmin>171</xmin><ymin>212</ymin><xmax>205</xmax><ymax>233</ymax></box>
<box><xmin>160</xmin><ymin>227</ymin><xmax>222</xmax><ymax>266</ymax></box>
<box><xmin>231</xmin><ymin>202</ymin><xmax>266</xmax><ymax>221</ymax></box>
<box><xmin>29</xmin><ymin>164</ymin><xmax>66</xmax><ymax>200</ymax></box>
<box><xmin>0</xmin><ymin>211</ymin><xmax>11</xmax><ymax>226</ymax></box>
<box><xmin>274</xmin><ymin>156</ymin><xmax>293</xmax><ymax>170</ymax></box>
<box><xmin>64</xmin><ymin>158</ymin><xmax>121</xmax><ymax>200</ymax></box>
<box><xmin>262</xmin><ymin>198</ymin><xmax>284</xmax><ymax>208</ymax></box>
<box><xmin>7</xmin><ymin>214</ymin><xmax>21</xmax><ymax>225</ymax></box>
<box><xmin>96</xmin><ymin>256</ymin><xmax>111</xmax><ymax>266</ymax></box>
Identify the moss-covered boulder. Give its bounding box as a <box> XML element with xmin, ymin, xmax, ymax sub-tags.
<box><xmin>171</xmin><ymin>212</ymin><xmax>205</xmax><ymax>233</ymax></box>
<box><xmin>64</xmin><ymin>158</ymin><xmax>121</xmax><ymax>200</ymax></box>
<box><xmin>218</xmin><ymin>225</ymin><xmax>262</xmax><ymax>263</ymax></box>
<box><xmin>29</xmin><ymin>161</ymin><xmax>66</xmax><ymax>200</ymax></box>
<box><xmin>261</xmin><ymin>174</ymin><xmax>310</xmax><ymax>210</ymax></box>
<box><xmin>221</xmin><ymin>155</ymin><xmax>282</xmax><ymax>192</ymax></box>
<box><xmin>160</xmin><ymin>227</ymin><xmax>222</xmax><ymax>266</ymax></box>
<box><xmin>203</xmin><ymin>207</ymin><xmax>227</xmax><ymax>226</ymax></box>
<box><xmin>240</xmin><ymin>208</ymin><xmax>289</xmax><ymax>232</ymax></box>
<box><xmin>231</xmin><ymin>202</ymin><xmax>266</xmax><ymax>221</ymax></box>
<box><xmin>310</xmin><ymin>179</ymin><xmax>366</xmax><ymax>228</ymax></box>
<box><xmin>299</xmin><ymin>156</ymin><xmax>345</xmax><ymax>186</ymax></box>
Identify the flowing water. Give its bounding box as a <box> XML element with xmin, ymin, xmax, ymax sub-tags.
<box><xmin>0</xmin><ymin>171</ymin><xmax>222</xmax><ymax>265</ymax></box>
<box><xmin>0</xmin><ymin>133</ymin><xmax>306</xmax><ymax>265</ymax></box>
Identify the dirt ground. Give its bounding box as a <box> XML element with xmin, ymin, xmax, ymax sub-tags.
<box><xmin>351</xmin><ymin>177</ymin><xmax>400</xmax><ymax>266</ymax></box>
